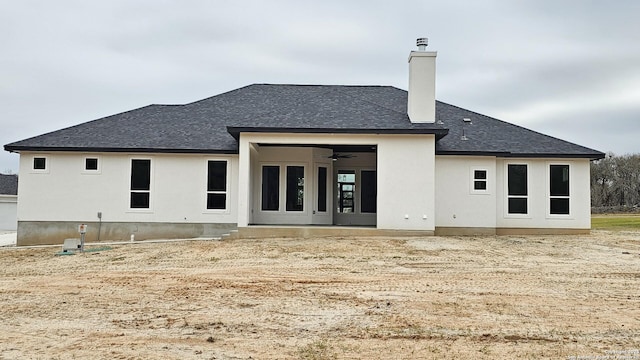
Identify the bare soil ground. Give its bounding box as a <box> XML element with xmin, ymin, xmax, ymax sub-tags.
<box><xmin>1</xmin><ymin>231</ymin><xmax>639</xmax><ymax>359</ymax></box>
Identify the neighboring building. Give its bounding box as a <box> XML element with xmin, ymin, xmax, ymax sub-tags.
<box><xmin>0</xmin><ymin>174</ymin><xmax>18</xmax><ymax>231</ymax></box>
<box><xmin>4</xmin><ymin>39</ymin><xmax>604</xmax><ymax>246</ymax></box>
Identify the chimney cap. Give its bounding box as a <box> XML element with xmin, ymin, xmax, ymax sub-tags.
<box><xmin>416</xmin><ymin>37</ymin><xmax>428</xmax><ymax>50</ymax></box>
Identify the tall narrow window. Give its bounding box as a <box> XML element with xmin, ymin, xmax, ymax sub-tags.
<box><xmin>507</xmin><ymin>164</ymin><xmax>527</xmax><ymax>214</ymax></box>
<box><xmin>317</xmin><ymin>167</ymin><xmax>327</xmax><ymax>212</ymax></box>
<box><xmin>207</xmin><ymin>160</ymin><xmax>227</xmax><ymax>210</ymax></box>
<box><xmin>361</xmin><ymin>170</ymin><xmax>377</xmax><ymax>213</ymax></box>
<box><xmin>286</xmin><ymin>166</ymin><xmax>304</xmax><ymax>212</ymax></box>
<box><xmin>550</xmin><ymin>165</ymin><xmax>570</xmax><ymax>215</ymax></box>
<box><xmin>262</xmin><ymin>166</ymin><xmax>280</xmax><ymax>211</ymax></box>
<box><xmin>130</xmin><ymin>159</ymin><xmax>151</xmax><ymax>209</ymax></box>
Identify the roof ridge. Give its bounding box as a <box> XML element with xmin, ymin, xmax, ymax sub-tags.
<box><xmin>253</xmin><ymin>83</ymin><xmax>395</xmax><ymax>88</ymax></box>
<box><xmin>331</xmin><ymin>86</ymin><xmax>409</xmax><ymax>117</ymax></box>
<box><xmin>183</xmin><ymin>84</ymin><xmax>257</xmax><ymax>106</ymax></box>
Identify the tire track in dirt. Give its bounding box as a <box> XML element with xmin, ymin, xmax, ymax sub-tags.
<box><xmin>1</xmin><ymin>234</ymin><xmax>639</xmax><ymax>359</ymax></box>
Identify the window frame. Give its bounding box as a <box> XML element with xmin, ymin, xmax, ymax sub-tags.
<box><xmin>259</xmin><ymin>163</ymin><xmax>310</xmax><ymax>214</ymax></box>
<box><xmin>470</xmin><ymin>168</ymin><xmax>489</xmax><ymax>194</ymax></box>
<box><xmin>31</xmin><ymin>155</ymin><xmax>49</xmax><ymax>173</ymax></box>
<box><xmin>548</xmin><ymin>163</ymin><xmax>571</xmax><ymax>217</ymax></box>
<box><xmin>360</xmin><ymin>169</ymin><xmax>377</xmax><ymax>213</ymax></box>
<box><xmin>129</xmin><ymin>158</ymin><xmax>152</xmax><ymax>211</ymax></box>
<box><xmin>316</xmin><ymin>166</ymin><xmax>328</xmax><ymax>213</ymax></box>
<box><xmin>505</xmin><ymin>163</ymin><xmax>529</xmax><ymax>217</ymax></box>
<box><xmin>205</xmin><ymin>159</ymin><xmax>229</xmax><ymax>212</ymax></box>
<box><xmin>285</xmin><ymin>165</ymin><xmax>305</xmax><ymax>212</ymax></box>
<box><xmin>82</xmin><ymin>156</ymin><xmax>101</xmax><ymax>174</ymax></box>
<box><xmin>261</xmin><ymin>164</ymin><xmax>281</xmax><ymax>212</ymax></box>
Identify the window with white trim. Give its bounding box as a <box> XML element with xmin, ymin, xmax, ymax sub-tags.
<box><xmin>286</xmin><ymin>166</ymin><xmax>304</xmax><ymax>212</ymax></box>
<box><xmin>261</xmin><ymin>165</ymin><xmax>280</xmax><ymax>211</ymax></box>
<box><xmin>130</xmin><ymin>159</ymin><xmax>151</xmax><ymax>209</ymax></box>
<box><xmin>33</xmin><ymin>156</ymin><xmax>47</xmax><ymax>171</ymax></box>
<box><xmin>317</xmin><ymin>166</ymin><xmax>328</xmax><ymax>212</ymax></box>
<box><xmin>206</xmin><ymin>160</ymin><xmax>227</xmax><ymax>210</ymax></box>
<box><xmin>507</xmin><ymin>164</ymin><xmax>528</xmax><ymax>214</ymax></box>
<box><xmin>85</xmin><ymin>157</ymin><xmax>99</xmax><ymax>171</ymax></box>
<box><xmin>82</xmin><ymin>156</ymin><xmax>101</xmax><ymax>174</ymax></box>
<box><xmin>472</xmin><ymin>169</ymin><xmax>488</xmax><ymax>192</ymax></box>
<box><xmin>360</xmin><ymin>170</ymin><xmax>377</xmax><ymax>213</ymax></box>
<box><xmin>549</xmin><ymin>164</ymin><xmax>570</xmax><ymax>215</ymax></box>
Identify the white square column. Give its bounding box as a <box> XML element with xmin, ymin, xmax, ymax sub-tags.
<box><xmin>237</xmin><ymin>135</ymin><xmax>251</xmax><ymax>227</ymax></box>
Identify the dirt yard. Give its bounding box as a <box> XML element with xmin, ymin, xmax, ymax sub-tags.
<box><xmin>1</xmin><ymin>231</ymin><xmax>639</xmax><ymax>359</ymax></box>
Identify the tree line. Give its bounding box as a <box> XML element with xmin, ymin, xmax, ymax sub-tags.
<box><xmin>591</xmin><ymin>153</ymin><xmax>640</xmax><ymax>212</ymax></box>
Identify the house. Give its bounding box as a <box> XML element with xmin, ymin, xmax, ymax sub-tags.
<box><xmin>0</xmin><ymin>174</ymin><xmax>18</xmax><ymax>231</ymax></box>
<box><xmin>4</xmin><ymin>39</ymin><xmax>604</xmax><ymax>246</ymax></box>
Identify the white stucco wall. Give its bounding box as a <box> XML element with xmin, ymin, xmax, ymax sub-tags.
<box><xmin>17</xmin><ymin>152</ymin><xmax>239</xmax><ymax>224</ymax></box>
<box><xmin>435</xmin><ymin>156</ymin><xmax>591</xmax><ymax>231</ymax></box>
<box><xmin>16</xmin><ymin>149</ymin><xmax>592</xmax><ymax>234</ymax></box>
<box><xmin>377</xmin><ymin>136</ymin><xmax>435</xmax><ymax>230</ymax></box>
<box><xmin>0</xmin><ymin>195</ymin><xmax>17</xmax><ymax>230</ymax></box>
<box><xmin>434</xmin><ymin>156</ymin><xmax>497</xmax><ymax>228</ymax></box>
<box><xmin>496</xmin><ymin>158</ymin><xmax>591</xmax><ymax>229</ymax></box>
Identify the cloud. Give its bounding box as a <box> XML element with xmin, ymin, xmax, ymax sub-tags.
<box><xmin>531</xmin><ymin>107</ymin><xmax>640</xmax><ymax>155</ymax></box>
<box><xmin>1</xmin><ymin>0</ymin><xmax>639</xmax><ymax>172</ymax></box>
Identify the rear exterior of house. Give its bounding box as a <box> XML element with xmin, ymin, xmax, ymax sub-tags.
<box><xmin>5</xmin><ymin>40</ymin><xmax>603</xmax><ymax>246</ymax></box>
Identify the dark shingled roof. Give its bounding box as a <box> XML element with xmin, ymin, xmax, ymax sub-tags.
<box><xmin>0</xmin><ymin>174</ymin><xmax>18</xmax><ymax>195</ymax></box>
<box><xmin>434</xmin><ymin>102</ymin><xmax>604</xmax><ymax>158</ymax></box>
<box><xmin>4</xmin><ymin>84</ymin><xmax>604</xmax><ymax>159</ymax></box>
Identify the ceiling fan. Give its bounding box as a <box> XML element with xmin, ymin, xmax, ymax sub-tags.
<box><xmin>328</xmin><ymin>153</ymin><xmax>355</xmax><ymax>161</ymax></box>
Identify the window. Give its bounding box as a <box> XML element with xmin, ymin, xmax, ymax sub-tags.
<box><xmin>507</xmin><ymin>164</ymin><xmax>528</xmax><ymax>214</ymax></box>
<box><xmin>207</xmin><ymin>160</ymin><xmax>227</xmax><ymax>210</ymax></box>
<box><xmin>82</xmin><ymin>156</ymin><xmax>101</xmax><ymax>174</ymax></box>
<box><xmin>317</xmin><ymin>167</ymin><xmax>327</xmax><ymax>212</ymax></box>
<box><xmin>85</xmin><ymin>158</ymin><xmax>99</xmax><ymax>171</ymax></box>
<box><xmin>130</xmin><ymin>159</ymin><xmax>151</xmax><ymax>209</ymax></box>
<box><xmin>361</xmin><ymin>170</ymin><xmax>377</xmax><ymax>213</ymax></box>
<box><xmin>550</xmin><ymin>164</ymin><xmax>570</xmax><ymax>215</ymax></box>
<box><xmin>33</xmin><ymin>157</ymin><xmax>47</xmax><ymax>170</ymax></box>
<box><xmin>473</xmin><ymin>170</ymin><xmax>487</xmax><ymax>191</ymax></box>
<box><xmin>286</xmin><ymin>166</ymin><xmax>304</xmax><ymax>212</ymax></box>
<box><xmin>261</xmin><ymin>166</ymin><xmax>280</xmax><ymax>211</ymax></box>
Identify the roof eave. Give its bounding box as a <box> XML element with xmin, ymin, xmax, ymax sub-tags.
<box><xmin>436</xmin><ymin>150</ymin><xmax>605</xmax><ymax>160</ymax></box>
<box><xmin>226</xmin><ymin>126</ymin><xmax>449</xmax><ymax>140</ymax></box>
<box><xmin>502</xmin><ymin>152</ymin><xmax>606</xmax><ymax>160</ymax></box>
<box><xmin>436</xmin><ymin>150</ymin><xmax>510</xmax><ymax>157</ymax></box>
<box><xmin>3</xmin><ymin>145</ymin><xmax>239</xmax><ymax>155</ymax></box>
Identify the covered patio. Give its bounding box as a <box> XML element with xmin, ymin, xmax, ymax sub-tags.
<box><xmin>232</xmin><ymin>131</ymin><xmax>438</xmax><ymax>232</ymax></box>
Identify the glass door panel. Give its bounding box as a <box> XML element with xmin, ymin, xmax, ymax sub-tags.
<box><xmin>337</xmin><ymin>170</ymin><xmax>356</xmax><ymax>213</ymax></box>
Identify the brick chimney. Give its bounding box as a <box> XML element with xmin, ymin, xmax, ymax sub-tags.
<box><xmin>408</xmin><ymin>38</ymin><xmax>437</xmax><ymax>123</ymax></box>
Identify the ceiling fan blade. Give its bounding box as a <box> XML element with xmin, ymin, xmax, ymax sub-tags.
<box><xmin>328</xmin><ymin>153</ymin><xmax>357</xmax><ymax>160</ymax></box>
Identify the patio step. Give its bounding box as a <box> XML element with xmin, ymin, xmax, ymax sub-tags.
<box><xmin>236</xmin><ymin>226</ymin><xmax>434</xmax><ymax>238</ymax></box>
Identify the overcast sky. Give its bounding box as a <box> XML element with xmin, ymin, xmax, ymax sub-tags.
<box><xmin>2</xmin><ymin>0</ymin><xmax>639</xmax><ymax>173</ymax></box>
